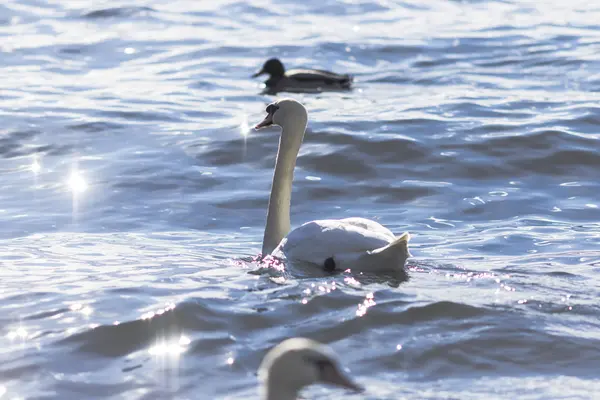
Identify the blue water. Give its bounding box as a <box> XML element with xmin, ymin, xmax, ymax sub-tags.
<box><xmin>1</xmin><ymin>0</ymin><xmax>600</xmax><ymax>398</ymax></box>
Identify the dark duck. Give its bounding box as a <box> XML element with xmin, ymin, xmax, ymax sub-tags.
<box><xmin>252</xmin><ymin>58</ymin><xmax>353</xmax><ymax>94</ymax></box>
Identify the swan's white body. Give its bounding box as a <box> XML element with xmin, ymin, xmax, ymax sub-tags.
<box><xmin>254</xmin><ymin>99</ymin><xmax>411</xmax><ymax>272</ymax></box>
<box><xmin>259</xmin><ymin>338</ymin><xmax>362</xmax><ymax>400</ymax></box>
<box><xmin>272</xmin><ymin>218</ymin><xmax>410</xmax><ymax>272</ymax></box>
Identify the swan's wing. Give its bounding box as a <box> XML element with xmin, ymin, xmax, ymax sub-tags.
<box><xmin>337</xmin><ymin>217</ymin><xmax>396</xmax><ymax>238</ymax></box>
<box><xmin>273</xmin><ymin>219</ymin><xmax>393</xmax><ymax>265</ymax></box>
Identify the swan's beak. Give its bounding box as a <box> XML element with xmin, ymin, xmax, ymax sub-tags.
<box><xmin>321</xmin><ymin>365</ymin><xmax>364</xmax><ymax>393</ymax></box>
<box><xmin>254</xmin><ymin>112</ymin><xmax>274</xmax><ymax>129</ymax></box>
<box><xmin>252</xmin><ymin>68</ymin><xmax>266</xmax><ymax>78</ymax></box>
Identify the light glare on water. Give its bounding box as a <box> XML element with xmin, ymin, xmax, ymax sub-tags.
<box><xmin>68</xmin><ymin>171</ymin><xmax>87</xmax><ymax>193</ymax></box>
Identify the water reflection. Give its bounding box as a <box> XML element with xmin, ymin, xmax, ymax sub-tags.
<box><xmin>68</xmin><ymin>169</ymin><xmax>88</xmax><ymax>220</ymax></box>
<box><xmin>7</xmin><ymin>327</ymin><xmax>28</xmax><ymax>340</ymax></box>
<box><xmin>356</xmin><ymin>293</ymin><xmax>376</xmax><ymax>317</ymax></box>
<box><xmin>68</xmin><ymin>171</ymin><xmax>87</xmax><ymax>194</ymax></box>
<box><xmin>141</xmin><ymin>303</ymin><xmax>177</xmax><ymax>320</ymax></box>
<box><xmin>70</xmin><ymin>304</ymin><xmax>93</xmax><ymax>316</ymax></box>
<box><xmin>148</xmin><ymin>335</ymin><xmax>191</xmax><ymax>357</ymax></box>
<box><xmin>30</xmin><ymin>159</ymin><xmax>41</xmax><ymax>174</ymax></box>
<box><xmin>239</xmin><ymin>113</ymin><xmax>249</xmax><ymax>137</ymax></box>
<box><xmin>240</xmin><ymin>112</ymin><xmax>250</xmax><ymax>158</ymax></box>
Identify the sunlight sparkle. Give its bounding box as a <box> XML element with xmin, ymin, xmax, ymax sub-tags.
<box><xmin>31</xmin><ymin>160</ymin><xmax>41</xmax><ymax>173</ymax></box>
<box><xmin>68</xmin><ymin>172</ymin><xmax>88</xmax><ymax>193</ymax></box>
<box><xmin>149</xmin><ymin>334</ymin><xmax>191</xmax><ymax>357</ymax></box>
<box><xmin>240</xmin><ymin>113</ymin><xmax>250</xmax><ymax>137</ymax></box>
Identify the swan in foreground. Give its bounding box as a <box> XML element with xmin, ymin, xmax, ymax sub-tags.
<box><xmin>254</xmin><ymin>98</ymin><xmax>411</xmax><ymax>274</ymax></box>
<box><xmin>252</xmin><ymin>58</ymin><xmax>352</xmax><ymax>94</ymax></box>
<box><xmin>259</xmin><ymin>338</ymin><xmax>363</xmax><ymax>400</ymax></box>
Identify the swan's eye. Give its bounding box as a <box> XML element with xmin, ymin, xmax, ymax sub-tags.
<box><xmin>266</xmin><ymin>104</ymin><xmax>279</xmax><ymax>114</ymax></box>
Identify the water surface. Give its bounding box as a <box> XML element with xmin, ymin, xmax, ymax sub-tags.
<box><xmin>1</xmin><ymin>0</ymin><xmax>600</xmax><ymax>398</ymax></box>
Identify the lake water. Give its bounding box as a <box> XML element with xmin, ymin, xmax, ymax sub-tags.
<box><xmin>1</xmin><ymin>0</ymin><xmax>600</xmax><ymax>399</ymax></box>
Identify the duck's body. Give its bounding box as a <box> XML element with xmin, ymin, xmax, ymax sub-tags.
<box><xmin>259</xmin><ymin>338</ymin><xmax>362</xmax><ymax>400</ymax></box>
<box><xmin>253</xmin><ymin>58</ymin><xmax>352</xmax><ymax>94</ymax></box>
<box><xmin>254</xmin><ymin>99</ymin><xmax>411</xmax><ymax>274</ymax></box>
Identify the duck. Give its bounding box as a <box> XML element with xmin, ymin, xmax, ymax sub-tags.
<box><xmin>254</xmin><ymin>98</ymin><xmax>411</xmax><ymax>274</ymax></box>
<box><xmin>259</xmin><ymin>337</ymin><xmax>363</xmax><ymax>400</ymax></box>
<box><xmin>252</xmin><ymin>58</ymin><xmax>353</xmax><ymax>94</ymax></box>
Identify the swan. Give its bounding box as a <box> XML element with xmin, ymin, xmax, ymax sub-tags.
<box><xmin>254</xmin><ymin>98</ymin><xmax>411</xmax><ymax>274</ymax></box>
<box><xmin>252</xmin><ymin>58</ymin><xmax>352</xmax><ymax>94</ymax></box>
<box><xmin>259</xmin><ymin>337</ymin><xmax>363</xmax><ymax>400</ymax></box>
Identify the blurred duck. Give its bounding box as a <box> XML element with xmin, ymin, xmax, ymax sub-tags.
<box><xmin>252</xmin><ymin>58</ymin><xmax>353</xmax><ymax>94</ymax></box>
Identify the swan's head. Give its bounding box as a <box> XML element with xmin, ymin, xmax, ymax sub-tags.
<box><xmin>254</xmin><ymin>99</ymin><xmax>308</xmax><ymax>136</ymax></box>
<box><xmin>252</xmin><ymin>58</ymin><xmax>285</xmax><ymax>78</ymax></box>
<box><xmin>259</xmin><ymin>338</ymin><xmax>363</xmax><ymax>398</ymax></box>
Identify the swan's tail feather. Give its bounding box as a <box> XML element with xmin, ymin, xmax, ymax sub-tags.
<box><xmin>367</xmin><ymin>232</ymin><xmax>411</xmax><ymax>268</ymax></box>
<box><xmin>392</xmin><ymin>232</ymin><xmax>411</xmax><ymax>258</ymax></box>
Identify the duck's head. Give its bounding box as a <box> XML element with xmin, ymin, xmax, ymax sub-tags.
<box><xmin>254</xmin><ymin>98</ymin><xmax>308</xmax><ymax>134</ymax></box>
<box><xmin>259</xmin><ymin>338</ymin><xmax>363</xmax><ymax>398</ymax></box>
<box><xmin>252</xmin><ymin>58</ymin><xmax>285</xmax><ymax>79</ymax></box>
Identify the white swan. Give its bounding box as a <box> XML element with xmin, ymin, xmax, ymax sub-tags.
<box><xmin>254</xmin><ymin>98</ymin><xmax>411</xmax><ymax>273</ymax></box>
<box><xmin>259</xmin><ymin>337</ymin><xmax>363</xmax><ymax>400</ymax></box>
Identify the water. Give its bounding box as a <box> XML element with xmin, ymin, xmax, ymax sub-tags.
<box><xmin>1</xmin><ymin>0</ymin><xmax>600</xmax><ymax>398</ymax></box>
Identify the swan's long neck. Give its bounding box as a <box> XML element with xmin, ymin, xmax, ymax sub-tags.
<box><xmin>262</xmin><ymin>120</ymin><xmax>306</xmax><ymax>255</ymax></box>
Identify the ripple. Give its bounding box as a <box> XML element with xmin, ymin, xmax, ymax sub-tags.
<box><xmin>81</xmin><ymin>7</ymin><xmax>155</xmax><ymax>20</ymax></box>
